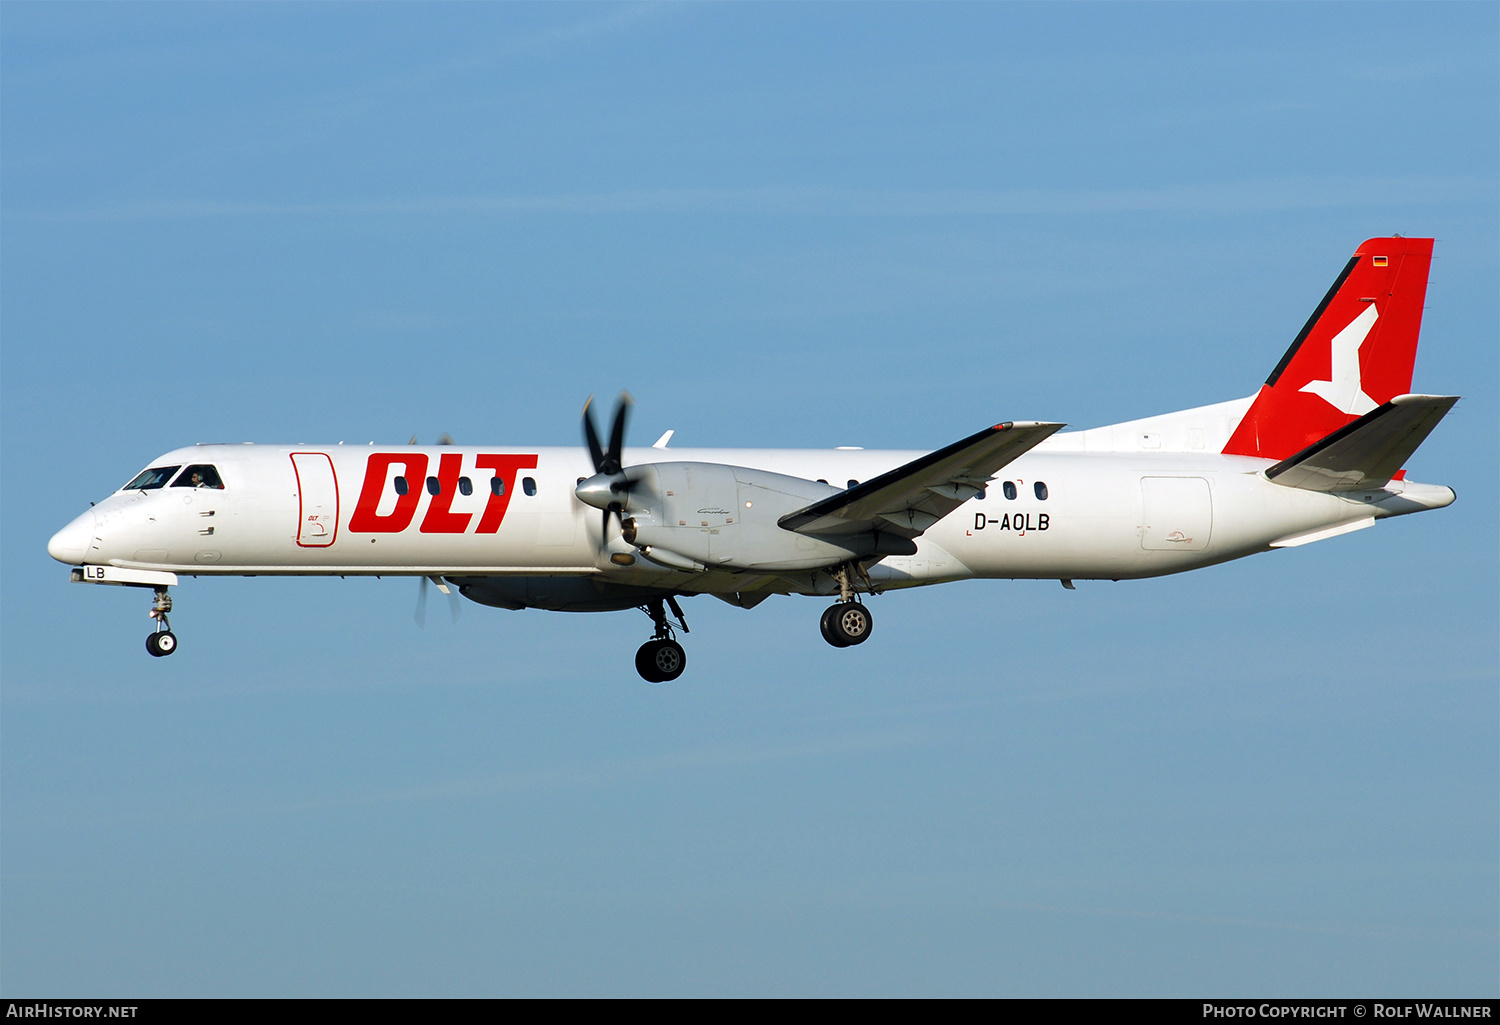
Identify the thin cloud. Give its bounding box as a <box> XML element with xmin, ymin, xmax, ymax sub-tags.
<box><xmin>382</xmin><ymin>3</ymin><xmax>672</xmax><ymax>89</ymax></box>
<box><xmin>15</xmin><ymin>176</ymin><xmax>1487</xmax><ymax>223</ymax></box>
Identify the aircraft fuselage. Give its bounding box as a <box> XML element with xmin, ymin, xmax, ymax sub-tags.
<box><xmin>50</xmin><ymin>440</ymin><xmax>1452</xmax><ymax>596</ymax></box>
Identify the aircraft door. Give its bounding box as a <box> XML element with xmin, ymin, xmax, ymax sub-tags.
<box><xmin>291</xmin><ymin>452</ymin><xmax>340</xmax><ymax>548</ymax></box>
<box><xmin>1140</xmin><ymin>476</ymin><xmax>1212</xmax><ymax>551</ymax></box>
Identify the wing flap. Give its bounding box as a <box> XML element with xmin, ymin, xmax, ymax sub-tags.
<box><xmin>1264</xmin><ymin>393</ymin><xmax>1458</xmax><ymax>492</ymax></box>
<box><xmin>779</xmin><ymin>421</ymin><xmax>1065</xmax><ymax>538</ymax></box>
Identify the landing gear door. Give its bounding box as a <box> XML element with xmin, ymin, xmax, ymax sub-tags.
<box><xmin>291</xmin><ymin>452</ymin><xmax>340</xmax><ymax>548</ymax></box>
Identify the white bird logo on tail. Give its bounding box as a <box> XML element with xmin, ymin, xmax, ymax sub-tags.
<box><xmin>1300</xmin><ymin>304</ymin><xmax>1379</xmax><ymax>415</ymax></box>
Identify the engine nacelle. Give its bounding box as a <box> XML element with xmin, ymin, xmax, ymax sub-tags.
<box><xmin>603</xmin><ymin>461</ymin><xmax>914</xmax><ymax>572</ymax></box>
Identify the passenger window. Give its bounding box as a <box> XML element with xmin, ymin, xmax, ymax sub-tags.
<box><xmin>847</xmin><ymin>479</ymin><xmax>859</xmax><ymax>489</ymax></box>
<box><xmin>426</xmin><ymin>476</ymin><xmax>441</xmax><ymax>496</ymax></box>
<box><xmin>124</xmin><ymin>465</ymin><xmax>182</xmax><ymax>491</ymax></box>
<box><xmin>490</xmin><ymin>477</ymin><xmax>505</xmax><ymax>497</ymax></box>
<box><xmin>170</xmin><ymin>464</ymin><xmax>225</xmax><ymax>490</ymax></box>
<box><xmin>522</xmin><ymin>477</ymin><xmax>537</xmax><ymax>496</ymax></box>
<box><xmin>1034</xmin><ymin>481</ymin><xmax>1048</xmax><ymax>501</ymax></box>
<box><xmin>394</xmin><ymin>476</ymin><xmax>409</xmax><ymax>496</ymax></box>
<box><xmin>1002</xmin><ymin>481</ymin><xmax>1017</xmax><ymax>500</ymax></box>
<box><xmin>816</xmin><ymin>479</ymin><xmax>828</xmax><ymax>485</ymax></box>
<box><xmin>974</xmin><ymin>487</ymin><xmax>986</xmax><ymax>500</ymax></box>
<box><xmin>458</xmin><ymin>477</ymin><xmax>473</xmax><ymax>497</ymax></box>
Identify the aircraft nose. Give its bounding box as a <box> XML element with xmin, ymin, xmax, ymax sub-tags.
<box><xmin>48</xmin><ymin>510</ymin><xmax>97</xmax><ymax>565</ymax></box>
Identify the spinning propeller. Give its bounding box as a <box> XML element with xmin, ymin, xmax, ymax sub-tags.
<box><xmin>576</xmin><ymin>391</ymin><xmax>636</xmax><ymax>542</ymax></box>
<box><xmin>409</xmin><ymin>432</ymin><xmax>459</xmax><ymax>625</ymax></box>
<box><xmin>414</xmin><ymin>574</ymin><xmax>461</xmax><ymax>628</ymax></box>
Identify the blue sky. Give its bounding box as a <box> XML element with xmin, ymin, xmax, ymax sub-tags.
<box><xmin>2</xmin><ymin>2</ymin><xmax>1495</xmax><ymax>996</ymax></box>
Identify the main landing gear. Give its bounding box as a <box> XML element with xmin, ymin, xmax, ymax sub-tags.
<box><xmin>820</xmin><ymin>563</ymin><xmax>875</xmax><ymax>648</ymax></box>
<box><xmin>636</xmin><ymin>596</ymin><xmax>689</xmax><ymax>683</ymax></box>
<box><xmin>820</xmin><ymin>602</ymin><xmax>872</xmax><ymax>647</ymax></box>
<box><xmin>145</xmin><ymin>586</ymin><xmax>178</xmax><ymax>657</ymax></box>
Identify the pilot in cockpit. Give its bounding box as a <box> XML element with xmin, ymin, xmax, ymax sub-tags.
<box><xmin>172</xmin><ymin>464</ymin><xmax>224</xmax><ymax>490</ymax></box>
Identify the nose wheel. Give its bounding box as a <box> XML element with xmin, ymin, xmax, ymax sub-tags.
<box><xmin>145</xmin><ymin>586</ymin><xmax>178</xmax><ymax>657</ymax></box>
<box><xmin>635</xmin><ymin>596</ymin><xmax>689</xmax><ymax>682</ymax></box>
<box><xmin>146</xmin><ymin>630</ymin><xmax>178</xmax><ymax>657</ymax></box>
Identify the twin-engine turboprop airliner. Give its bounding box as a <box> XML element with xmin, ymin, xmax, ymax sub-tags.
<box><xmin>49</xmin><ymin>237</ymin><xmax>1458</xmax><ymax>681</ymax></box>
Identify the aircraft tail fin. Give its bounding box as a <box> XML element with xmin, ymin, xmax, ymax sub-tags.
<box><xmin>1223</xmin><ymin>237</ymin><xmax>1434</xmax><ymax>460</ymax></box>
<box><xmin>1264</xmin><ymin>393</ymin><xmax>1457</xmax><ymax>492</ymax></box>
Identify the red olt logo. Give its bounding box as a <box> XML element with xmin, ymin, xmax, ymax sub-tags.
<box><xmin>348</xmin><ymin>453</ymin><xmax>538</xmax><ymax>534</ymax></box>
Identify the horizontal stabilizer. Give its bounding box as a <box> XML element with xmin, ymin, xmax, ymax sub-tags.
<box><xmin>779</xmin><ymin>421</ymin><xmax>1064</xmax><ymax>538</ymax></box>
<box><xmin>1264</xmin><ymin>394</ymin><xmax>1458</xmax><ymax>492</ymax></box>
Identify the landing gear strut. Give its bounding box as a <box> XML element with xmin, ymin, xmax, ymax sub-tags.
<box><xmin>145</xmin><ymin>586</ymin><xmax>178</xmax><ymax>657</ymax></box>
<box><xmin>635</xmin><ymin>596</ymin><xmax>688</xmax><ymax>683</ymax></box>
<box><xmin>820</xmin><ymin>563</ymin><xmax>874</xmax><ymax>648</ymax></box>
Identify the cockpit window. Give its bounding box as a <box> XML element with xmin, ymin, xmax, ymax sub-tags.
<box><xmin>123</xmin><ymin>465</ymin><xmax>181</xmax><ymax>491</ymax></box>
<box><xmin>170</xmin><ymin>464</ymin><xmax>225</xmax><ymax>490</ymax></box>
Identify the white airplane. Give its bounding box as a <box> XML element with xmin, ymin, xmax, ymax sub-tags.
<box><xmin>49</xmin><ymin>236</ymin><xmax>1458</xmax><ymax>682</ymax></box>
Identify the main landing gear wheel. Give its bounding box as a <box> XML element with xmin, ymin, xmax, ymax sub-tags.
<box><xmin>634</xmin><ymin>596</ymin><xmax>690</xmax><ymax>683</ymax></box>
<box><xmin>635</xmin><ymin>639</ymin><xmax>687</xmax><ymax>683</ymax></box>
<box><xmin>820</xmin><ymin>601</ymin><xmax>872</xmax><ymax>647</ymax></box>
<box><xmin>146</xmin><ymin>630</ymin><xmax>178</xmax><ymax>657</ymax></box>
<box><xmin>820</xmin><ymin>605</ymin><xmax>850</xmax><ymax>647</ymax></box>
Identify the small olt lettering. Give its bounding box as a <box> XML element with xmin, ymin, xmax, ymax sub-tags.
<box><xmin>348</xmin><ymin>452</ymin><xmax>538</xmax><ymax>534</ymax></box>
<box><xmin>973</xmin><ymin>512</ymin><xmax>1049</xmax><ymax>533</ymax></box>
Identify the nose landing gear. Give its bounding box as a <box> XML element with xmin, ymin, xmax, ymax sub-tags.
<box><xmin>635</xmin><ymin>596</ymin><xmax>688</xmax><ymax>683</ymax></box>
<box><xmin>145</xmin><ymin>586</ymin><xmax>178</xmax><ymax>657</ymax></box>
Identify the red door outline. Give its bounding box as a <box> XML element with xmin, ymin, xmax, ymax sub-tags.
<box><xmin>291</xmin><ymin>452</ymin><xmax>340</xmax><ymax>548</ymax></box>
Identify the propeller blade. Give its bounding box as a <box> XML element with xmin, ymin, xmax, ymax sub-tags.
<box><xmin>414</xmin><ymin>575</ymin><xmax>428</xmax><ymax>628</ymax></box>
<box><xmin>604</xmin><ymin>391</ymin><xmax>633</xmax><ymax>475</ymax></box>
<box><xmin>582</xmin><ymin>395</ymin><xmax>606</xmax><ymax>473</ymax></box>
<box><xmin>446</xmin><ymin>586</ymin><xmax>462</xmax><ymax>624</ymax></box>
<box><xmin>436</xmin><ymin>433</ymin><xmax>455</xmax><ymax>446</ymax></box>
<box><xmin>580</xmin><ymin>391</ymin><xmax>637</xmax><ymax>553</ymax></box>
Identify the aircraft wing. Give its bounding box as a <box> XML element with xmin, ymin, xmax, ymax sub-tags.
<box><xmin>1265</xmin><ymin>393</ymin><xmax>1458</xmax><ymax>492</ymax></box>
<box><xmin>778</xmin><ymin>421</ymin><xmax>1065</xmax><ymax>538</ymax></box>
